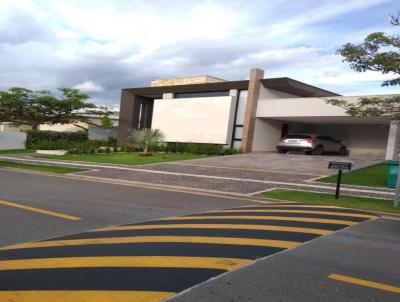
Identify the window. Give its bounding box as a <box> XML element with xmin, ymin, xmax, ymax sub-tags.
<box><xmin>231</xmin><ymin>90</ymin><xmax>248</xmax><ymax>148</ymax></box>
<box><xmin>174</xmin><ymin>91</ymin><xmax>229</xmax><ymax>98</ymax></box>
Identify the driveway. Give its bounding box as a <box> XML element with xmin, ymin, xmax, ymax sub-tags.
<box><xmin>0</xmin><ymin>152</ymin><xmax>390</xmax><ymax>198</ymax></box>
<box><xmin>172</xmin><ymin>152</ymin><xmax>383</xmax><ymax>176</ymax></box>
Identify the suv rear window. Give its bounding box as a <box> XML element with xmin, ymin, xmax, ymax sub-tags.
<box><xmin>284</xmin><ymin>135</ymin><xmax>311</xmax><ymax>139</ymax></box>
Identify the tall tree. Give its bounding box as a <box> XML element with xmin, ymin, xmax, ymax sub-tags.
<box><xmin>0</xmin><ymin>87</ymin><xmax>108</xmax><ymax>130</ymax></box>
<box><xmin>326</xmin><ymin>13</ymin><xmax>400</xmax><ymax>120</ymax></box>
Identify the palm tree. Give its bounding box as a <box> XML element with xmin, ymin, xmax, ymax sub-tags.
<box><xmin>128</xmin><ymin>128</ymin><xmax>165</xmax><ymax>155</ymax></box>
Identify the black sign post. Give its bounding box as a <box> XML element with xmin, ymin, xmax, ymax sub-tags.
<box><xmin>328</xmin><ymin>160</ymin><xmax>353</xmax><ymax>199</ymax></box>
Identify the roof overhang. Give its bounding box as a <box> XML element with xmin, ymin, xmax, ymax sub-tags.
<box><xmin>123</xmin><ymin>77</ymin><xmax>339</xmax><ymax>98</ymax></box>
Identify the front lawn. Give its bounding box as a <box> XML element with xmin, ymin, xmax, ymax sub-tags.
<box><xmin>257</xmin><ymin>189</ymin><xmax>400</xmax><ymax>215</ymax></box>
<box><xmin>318</xmin><ymin>163</ymin><xmax>387</xmax><ymax>188</ymax></box>
<box><xmin>0</xmin><ymin>161</ymin><xmax>86</xmax><ymax>174</ymax></box>
<box><xmin>0</xmin><ymin>149</ymin><xmax>35</xmax><ymax>154</ymax></box>
<box><xmin>40</xmin><ymin>152</ymin><xmax>205</xmax><ymax>165</ymax></box>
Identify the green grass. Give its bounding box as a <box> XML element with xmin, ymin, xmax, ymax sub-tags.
<box><xmin>318</xmin><ymin>163</ymin><xmax>387</xmax><ymax>187</ymax></box>
<box><xmin>0</xmin><ymin>161</ymin><xmax>86</xmax><ymax>174</ymax></box>
<box><xmin>0</xmin><ymin>149</ymin><xmax>34</xmax><ymax>154</ymax></box>
<box><xmin>257</xmin><ymin>189</ymin><xmax>400</xmax><ymax>215</ymax></box>
<box><xmin>40</xmin><ymin>152</ymin><xmax>205</xmax><ymax>165</ymax></box>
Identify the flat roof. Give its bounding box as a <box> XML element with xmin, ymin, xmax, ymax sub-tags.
<box><xmin>123</xmin><ymin>77</ymin><xmax>340</xmax><ymax>98</ymax></box>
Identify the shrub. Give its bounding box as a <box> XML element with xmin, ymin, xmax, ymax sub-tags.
<box><xmin>165</xmin><ymin>142</ymin><xmax>241</xmax><ymax>156</ymax></box>
<box><xmin>26</xmin><ymin>130</ymin><xmax>88</xmax><ymax>148</ymax></box>
<box><xmin>128</xmin><ymin>128</ymin><xmax>165</xmax><ymax>155</ymax></box>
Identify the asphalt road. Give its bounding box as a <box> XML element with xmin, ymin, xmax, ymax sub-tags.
<box><xmin>0</xmin><ymin>169</ymin><xmax>253</xmax><ymax>247</ymax></box>
<box><xmin>0</xmin><ymin>168</ymin><xmax>398</xmax><ymax>302</ymax></box>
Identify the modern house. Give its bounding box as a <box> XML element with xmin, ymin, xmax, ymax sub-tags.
<box><xmin>118</xmin><ymin>68</ymin><xmax>399</xmax><ymax>159</ymax></box>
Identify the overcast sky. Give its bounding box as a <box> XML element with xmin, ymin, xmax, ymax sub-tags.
<box><xmin>0</xmin><ymin>0</ymin><xmax>399</xmax><ymax>105</ymax></box>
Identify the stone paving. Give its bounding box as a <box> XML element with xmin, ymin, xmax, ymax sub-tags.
<box><xmin>0</xmin><ymin>153</ymin><xmax>392</xmax><ymax>199</ymax></box>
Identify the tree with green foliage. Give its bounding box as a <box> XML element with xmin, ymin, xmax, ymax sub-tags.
<box><xmin>0</xmin><ymin>87</ymin><xmax>108</xmax><ymax>130</ymax></box>
<box><xmin>100</xmin><ymin>115</ymin><xmax>113</xmax><ymax>128</ymax></box>
<box><xmin>128</xmin><ymin>128</ymin><xmax>165</xmax><ymax>155</ymax></box>
<box><xmin>326</xmin><ymin>13</ymin><xmax>400</xmax><ymax>120</ymax></box>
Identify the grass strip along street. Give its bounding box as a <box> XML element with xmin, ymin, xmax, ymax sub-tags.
<box><xmin>0</xmin><ymin>203</ymin><xmax>377</xmax><ymax>302</ymax></box>
<box><xmin>40</xmin><ymin>152</ymin><xmax>205</xmax><ymax>165</ymax></box>
<box><xmin>258</xmin><ymin>189</ymin><xmax>400</xmax><ymax>215</ymax></box>
<box><xmin>318</xmin><ymin>163</ymin><xmax>387</xmax><ymax>188</ymax></box>
<box><xmin>0</xmin><ymin>160</ymin><xmax>86</xmax><ymax>174</ymax></box>
<box><xmin>0</xmin><ymin>149</ymin><xmax>35</xmax><ymax>155</ymax></box>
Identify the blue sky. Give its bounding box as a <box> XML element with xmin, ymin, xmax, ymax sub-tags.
<box><xmin>0</xmin><ymin>0</ymin><xmax>398</xmax><ymax>105</ymax></box>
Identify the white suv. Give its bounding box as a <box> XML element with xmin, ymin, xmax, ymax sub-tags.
<box><xmin>276</xmin><ymin>134</ymin><xmax>348</xmax><ymax>155</ymax></box>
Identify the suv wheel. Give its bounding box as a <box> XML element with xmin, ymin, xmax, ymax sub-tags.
<box><xmin>278</xmin><ymin>150</ymin><xmax>288</xmax><ymax>154</ymax></box>
<box><xmin>312</xmin><ymin>146</ymin><xmax>324</xmax><ymax>155</ymax></box>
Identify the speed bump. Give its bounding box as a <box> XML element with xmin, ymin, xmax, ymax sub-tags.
<box><xmin>0</xmin><ymin>203</ymin><xmax>378</xmax><ymax>302</ymax></box>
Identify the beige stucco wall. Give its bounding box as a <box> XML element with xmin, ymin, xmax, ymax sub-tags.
<box><xmin>0</xmin><ymin>123</ymin><xmax>30</xmax><ymax>132</ymax></box>
<box><xmin>151</xmin><ymin>76</ymin><xmax>226</xmax><ymax>87</ymax></box>
<box><xmin>152</xmin><ymin>96</ymin><xmax>236</xmax><ymax>144</ymax></box>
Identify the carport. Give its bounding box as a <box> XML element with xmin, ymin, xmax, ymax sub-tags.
<box><xmin>253</xmin><ymin>96</ymin><xmax>392</xmax><ymax>158</ymax></box>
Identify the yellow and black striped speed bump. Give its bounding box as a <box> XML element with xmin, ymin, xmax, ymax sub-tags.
<box><xmin>0</xmin><ymin>203</ymin><xmax>378</xmax><ymax>302</ymax></box>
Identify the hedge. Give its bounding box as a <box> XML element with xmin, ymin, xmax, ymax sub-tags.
<box><xmin>165</xmin><ymin>142</ymin><xmax>241</xmax><ymax>155</ymax></box>
<box><xmin>26</xmin><ymin>130</ymin><xmax>88</xmax><ymax>148</ymax></box>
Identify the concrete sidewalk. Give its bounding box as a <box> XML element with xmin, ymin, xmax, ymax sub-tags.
<box><xmin>168</xmin><ymin>217</ymin><xmax>400</xmax><ymax>302</ymax></box>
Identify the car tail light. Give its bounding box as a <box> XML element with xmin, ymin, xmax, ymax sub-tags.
<box><xmin>304</xmin><ymin>138</ymin><xmax>315</xmax><ymax>143</ymax></box>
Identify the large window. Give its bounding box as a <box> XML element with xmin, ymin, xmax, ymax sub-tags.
<box><xmin>231</xmin><ymin>90</ymin><xmax>248</xmax><ymax>148</ymax></box>
<box><xmin>175</xmin><ymin>91</ymin><xmax>229</xmax><ymax>98</ymax></box>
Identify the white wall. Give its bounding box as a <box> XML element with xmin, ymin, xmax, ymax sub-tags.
<box><xmin>259</xmin><ymin>86</ymin><xmax>298</xmax><ymax>100</ymax></box>
<box><xmin>252</xmin><ymin>118</ymin><xmax>283</xmax><ymax>151</ymax></box>
<box><xmin>0</xmin><ymin>132</ymin><xmax>26</xmax><ymax>150</ymax></box>
<box><xmin>257</xmin><ymin>94</ymin><xmax>399</xmax><ymax>118</ymax></box>
<box><xmin>152</xmin><ymin>96</ymin><xmax>236</xmax><ymax>144</ymax></box>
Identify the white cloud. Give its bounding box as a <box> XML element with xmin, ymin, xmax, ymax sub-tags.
<box><xmin>0</xmin><ymin>0</ymin><xmax>398</xmax><ymax>103</ymax></box>
<box><xmin>73</xmin><ymin>81</ymin><xmax>104</xmax><ymax>93</ymax></box>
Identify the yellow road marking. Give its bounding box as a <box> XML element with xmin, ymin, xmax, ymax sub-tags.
<box><xmin>219</xmin><ymin>209</ymin><xmax>376</xmax><ymax>219</ymax></box>
<box><xmin>328</xmin><ymin>273</ymin><xmax>400</xmax><ymax>294</ymax></box>
<box><xmin>162</xmin><ymin>215</ymin><xmax>358</xmax><ymax>225</ymax></box>
<box><xmin>0</xmin><ymin>256</ymin><xmax>250</xmax><ymax>271</ymax></box>
<box><xmin>0</xmin><ymin>290</ymin><xmax>175</xmax><ymax>302</ymax></box>
<box><xmin>92</xmin><ymin>223</ymin><xmax>332</xmax><ymax>235</ymax></box>
<box><xmin>0</xmin><ymin>199</ymin><xmax>81</xmax><ymax>221</ymax></box>
<box><xmin>0</xmin><ymin>235</ymin><xmax>300</xmax><ymax>251</ymax></box>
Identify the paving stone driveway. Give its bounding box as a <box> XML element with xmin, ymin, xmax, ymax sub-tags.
<box><xmin>167</xmin><ymin>152</ymin><xmax>383</xmax><ymax>176</ymax></box>
<box><xmin>0</xmin><ymin>153</ymin><xmax>390</xmax><ymax>198</ymax></box>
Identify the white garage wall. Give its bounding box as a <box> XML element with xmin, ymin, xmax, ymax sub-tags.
<box><xmin>152</xmin><ymin>96</ymin><xmax>236</xmax><ymax>144</ymax></box>
<box><xmin>252</xmin><ymin>118</ymin><xmax>283</xmax><ymax>151</ymax></box>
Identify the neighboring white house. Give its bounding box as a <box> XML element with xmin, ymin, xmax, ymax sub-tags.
<box><xmin>0</xmin><ymin>111</ymin><xmax>119</xmax><ymax>133</ymax></box>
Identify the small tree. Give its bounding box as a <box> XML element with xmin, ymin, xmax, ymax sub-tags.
<box><xmin>326</xmin><ymin>13</ymin><xmax>400</xmax><ymax>119</ymax></box>
<box><xmin>100</xmin><ymin>115</ymin><xmax>113</xmax><ymax>128</ymax></box>
<box><xmin>128</xmin><ymin>128</ymin><xmax>165</xmax><ymax>155</ymax></box>
<box><xmin>0</xmin><ymin>87</ymin><xmax>109</xmax><ymax>130</ymax></box>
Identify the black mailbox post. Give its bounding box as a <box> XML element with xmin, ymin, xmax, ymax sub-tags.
<box><xmin>328</xmin><ymin>160</ymin><xmax>353</xmax><ymax>199</ymax></box>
